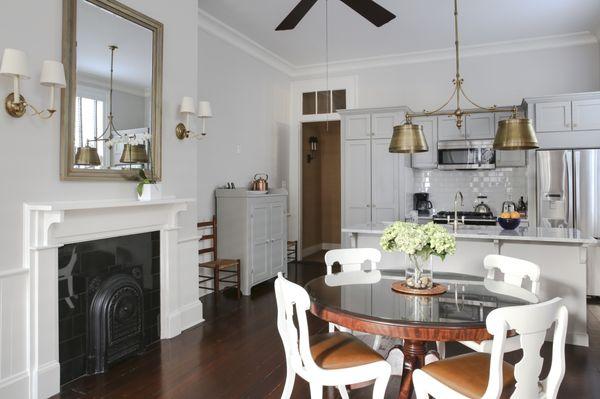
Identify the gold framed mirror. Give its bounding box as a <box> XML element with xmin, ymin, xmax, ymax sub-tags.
<box><xmin>60</xmin><ymin>0</ymin><xmax>163</xmax><ymax>181</ymax></box>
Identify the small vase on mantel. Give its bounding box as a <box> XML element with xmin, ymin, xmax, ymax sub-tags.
<box><xmin>137</xmin><ymin>183</ymin><xmax>161</xmax><ymax>201</ymax></box>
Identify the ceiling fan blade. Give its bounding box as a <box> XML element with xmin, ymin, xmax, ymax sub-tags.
<box><xmin>338</xmin><ymin>0</ymin><xmax>396</xmax><ymax>27</ymax></box>
<box><xmin>276</xmin><ymin>0</ymin><xmax>319</xmax><ymax>30</ymax></box>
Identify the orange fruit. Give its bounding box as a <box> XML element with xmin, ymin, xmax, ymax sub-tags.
<box><xmin>500</xmin><ymin>212</ymin><xmax>511</xmax><ymax>219</ymax></box>
<box><xmin>510</xmin><ymin>211</ymin><xmax>521</xmax><ymax>219</ymax></box>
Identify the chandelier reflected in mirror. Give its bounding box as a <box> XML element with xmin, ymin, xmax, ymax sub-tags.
<box><xmin>74</xmin><ymin>45</ymin><xmax>150</xmax><ymax>167</ymax></box>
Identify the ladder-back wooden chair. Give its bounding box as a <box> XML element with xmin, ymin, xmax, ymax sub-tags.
<box><xmin>198</xmin><ymin>216</ymin><xmax>241</xmax><ymax>298</ymax></box>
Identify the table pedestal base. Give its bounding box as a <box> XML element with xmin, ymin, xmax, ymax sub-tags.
<box><xmin>395</xmin><ymin>340</ymin><xmax>442</xmax><ymax>399</ymax></box>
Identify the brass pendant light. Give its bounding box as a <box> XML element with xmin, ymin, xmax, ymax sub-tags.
<box><xmin>494</xmin><ymin>109</ymin><xmax>539</xmax><ymax>150</ymax></box>
<box><xmin>120</xmin><ymin>144</ymin><xmax>149</xmax><ymax>164</ymax></box>
<box><xmin>389</xmin><ymin>121</ymin><xmax>429</xmax><ymax>153</ymax></box>
<box><xmin>395</xmin><ymin>0</ymin><xmax>538</xmax><ymax>152</ymax></box>
<box><xmin>74</xmin><ymin>144</ymin><xmax>101</xmax><ymax>166</ymax></box>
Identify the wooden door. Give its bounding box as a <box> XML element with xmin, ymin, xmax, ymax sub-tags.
<box><xmin>269</xmin><ymin>201</ymin><xmax>285</xmax><ymax>275</ymax></box>
<box><xmin>535</xmin><ymin>101</ymin><xmax>572</xmax><ymax>132</ymax></box>
<box><xmin>371</xmin><ymin>139</ymin><xmax>398</xmax><ymax>223</ymax></box>
<box><xmin>343</xmin><ymin>140</ymin><xmax>371</xmax><ymax>225</ymax></box>
<box><xmin>250</xmin><ymin>203</ymin><xmax>270</xmax><ymax>284</ymax></box>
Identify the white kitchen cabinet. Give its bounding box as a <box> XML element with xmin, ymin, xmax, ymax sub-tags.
<box><xmin>344</xmin><ymin>114</ymin><xmax>371</xmax><ymax>140</ymax></box>
<box><xmin>438</xmin><ymin>115</ymin><xmax>465</xmax><ymax>140</ymax></box>
<box><xmin>535</xmin><ymin>101</ymin><xmax>572</xmax><ymax>132</ymax></box>
<box><xmin>411</xmin><ymin>116</ymin><xmax>438</xmax><ymax>169</ymax></box>
<box><xmin>343</xmin><ymin>140</ymin><xmax>372</xmax><ymax>226</ymax></box>
<box><xmin>371</xmin><ymin>139</ymin><xmax>399</xmax><ymax>223</ymax></box>
<box><xmin>215</xmin><ymin>189</ymin><xmax>288</xmax><ymax>296</ymax></box>
<box><xmin>494</xmin><ymin>112</ymin><xmax>526</xmax><ymax>167</ymax></box>
<box><xmin>572</xmin><ymin>99</ymin><xmax>600</xmax><ymax>131</ymax></box>
<box><xmin>466</xmin><ymin>113</ymin><xmax>495</xmax><ymax>139</ymax></box>
<box><xmin>372</xmin><ymin>112</ymin><xmax>399</xmax><ymax>139</ymax></box>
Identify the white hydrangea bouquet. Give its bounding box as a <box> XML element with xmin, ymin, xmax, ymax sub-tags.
<box><xmin>380</xmin><ymin>222</ymin><xmax>456</xmax><ymax>289</ymax></box>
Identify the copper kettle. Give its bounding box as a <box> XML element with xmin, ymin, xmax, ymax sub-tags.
<box><xmin>251</xmin><ymin>173</ymin><xmax>269</xmax><ymax>191</ymax></box>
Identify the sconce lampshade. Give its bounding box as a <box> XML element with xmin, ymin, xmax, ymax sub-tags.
<box><xmin>120</xmin><ymin>144</ymin><xmax>149</xmax><ymax>164</ymax></box>
<box><xmin>74</xmin><ymin>145</ymin><xmax>101</xmax><ymax>166</ymax></box>
<box><xmin>180</xmin><ymin>96</ymin><xmax>195</xmax><ymax>114</ymax></box>
<box><xmin>198</xmin><ymin>101</ymin><xmax>212</xmax><ymax>118</ymax></box>
<box><xmin>0</xmin><ymin>48</ymin><xmax>30</xmax><ymax>78</ymax></box>
<box><xmin>40</xmin><ymin>61</ymin><xmax>66</xmax><ymax>87</ymax></box>
<box><xmin>494</xmin><ymin>117</ymin><xmax>539</xmax><ymax>150</ymax></box>
<box><xmin>389</xmin><ymin>123</ymin><xmax>429</xmax><ymax>153</ymax></box>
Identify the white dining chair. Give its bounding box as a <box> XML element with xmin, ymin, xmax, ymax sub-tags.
<box><xmin>413</xmin><ymin>297</ymin><xmax>568</xmax><ymax>399</ymax></box>
<box><xmin>324</xmin><ymin>249</ymin><xmax>382</xmax><ymax>342</ymax></box>
<box><xmin>435</xmin><ymin>254</ymin><xmax>541</xmax><ymax>360</ymax></box>
<box><xmin>274</xmin><ymin>273</ymin><xmax>391</xmax><ymax>399</ymax></box>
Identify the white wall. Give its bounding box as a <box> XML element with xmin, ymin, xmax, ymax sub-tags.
<box><xmin>0</xmin><ymin>0</ymin><xmax>200</xmax><ymax>397</ymax></box>
<box><xmin>286</xmin><ymin>42</ymin><xmax>600</xmax><ymax>239</ymax></box>
<box><xmin>196</xmin><ymin>29</ymin><xmax>291</xmax><ymax>220</ymax></box>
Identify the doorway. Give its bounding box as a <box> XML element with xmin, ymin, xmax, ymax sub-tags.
<box><xmin>301</xmin><ymin>121</ymin><xmax>341</xmax><ymax>258</ymax></box>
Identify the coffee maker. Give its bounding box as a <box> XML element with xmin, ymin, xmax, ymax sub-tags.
<box><xmin>414</xmin><ymin>193</ymin><xmax>433</xmax><ymax>216</ymax></box>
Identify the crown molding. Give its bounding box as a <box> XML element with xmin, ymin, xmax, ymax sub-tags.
<box><xmin>197</xmin><ymin>9</ymin><xmax>295</xmax><ymax>76</ymax></box>
<box><xmin>295</xmin><ymin>31</ymin><xmax>598</xmax><ymax>77</ymax></box>
<box><xmin>196</xmin><ymin>9</ymin><xmax>598</xmax><ymax>79</ymax></box>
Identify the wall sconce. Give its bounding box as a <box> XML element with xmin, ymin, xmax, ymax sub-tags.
<box><xmin>0</xmin><ymin>48</ymin><xmax>65</xmax><ymax>119</ymax></box>
<box><xmin>307</xmin><ymin>135</ymin><xmax>318</xmax><ymax>163</ymax></box>
<box><xmin>175</xmin><ymin>97</ymin><xmax>213</xmax><ymax>140</ymax></box>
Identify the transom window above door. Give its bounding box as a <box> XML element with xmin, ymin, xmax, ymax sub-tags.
<box><xmin>303</xmin><ymin>89</ymin><xmax>346</xmax><ymax>115</ymax></box>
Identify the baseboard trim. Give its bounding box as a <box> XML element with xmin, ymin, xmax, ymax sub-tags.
<box><xmin>0</xmin><ymin>371</ymin><xmax>29</xmax><ymax>399</ymax></box>
<box><xmin>36</xmin><ymin>361</ymin><xmax>60</xmax><ymax>399</ymax></box>
<box><xmin>179</xmin><ymin>300</ymin><xmax>204</xmax><ymax>331</ymax></box>
<box><xmin>302</xmin><ymin>243</ymin><xmax>341</xmax><ymax>258</ymax></box>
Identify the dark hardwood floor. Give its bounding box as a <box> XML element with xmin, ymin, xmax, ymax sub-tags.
<box><xmin>54</xmin><ymin>257</ymin><xmax>600</xmax><ymax>398</ymax></box>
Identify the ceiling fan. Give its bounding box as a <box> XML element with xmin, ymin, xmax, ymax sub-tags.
<box><xmin>275</xmin><ymin>0</ymin><xmax>396</xmax><ymax>31</ymax></box>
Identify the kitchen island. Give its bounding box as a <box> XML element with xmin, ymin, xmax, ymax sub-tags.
<box><xmin>342</xmin><ymin>223</ymin><xmax>597</xmax><ymax>347</ymax></box>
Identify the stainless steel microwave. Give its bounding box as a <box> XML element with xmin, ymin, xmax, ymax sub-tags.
<box><xmin>437</xmin><ymin>139</ymin><xmax>496</xmax><ymax>170</ymax></box>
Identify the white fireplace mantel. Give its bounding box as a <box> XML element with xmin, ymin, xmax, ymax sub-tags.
<box><xmin>23</xmin><ymin>197</ymin><xmax>199</xmax><ymax>399</ymax></box>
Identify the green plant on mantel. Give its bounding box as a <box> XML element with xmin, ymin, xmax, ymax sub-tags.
<box><xmin>136</xmin><ymin>169</ymin><xmax>157</xmax><ymax>196</ymax></box>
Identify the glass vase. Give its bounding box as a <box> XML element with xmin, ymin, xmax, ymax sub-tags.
<box><xmin>405</xmin><ymin>254</ymin><xmax>433</xmax><ymax>289</ymax></box>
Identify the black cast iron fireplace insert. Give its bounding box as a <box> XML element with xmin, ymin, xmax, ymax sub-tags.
<box><xmin>58</xmin><ymin>232</ymin><xmax>160</xmax><ymax>385</ymax></box>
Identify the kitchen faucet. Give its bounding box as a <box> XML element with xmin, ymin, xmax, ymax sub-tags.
<box><xmin>453</xmin><ymin>191</ymin><xmax>464</xmax><ymax>232</ymax></box>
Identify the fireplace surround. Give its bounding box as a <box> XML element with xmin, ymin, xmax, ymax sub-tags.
<box><xmin>23</xmin><ymin>198</ymin><xmax>201</xmax><ymax>399</ymax></box>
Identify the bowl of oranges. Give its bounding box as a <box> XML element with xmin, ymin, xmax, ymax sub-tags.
<box><xmin>498</xmin><ymin>211</ymin><xmax>521</xmax><ymax>230</ymax></box>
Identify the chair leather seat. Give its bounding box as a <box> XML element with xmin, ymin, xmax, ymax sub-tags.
<box><xmin>309</xmin><ymin>332</ymin><xmax>383</xmax><ymax>370</ymax></box>
<box><xmin>199</xmin><ymin>259</ymin><xmax>238</xmax><ymax>270</ymax></box>
<box><xmin>420</xmin><ymin>352</ymin><xmax>515</xmax><ymax>399</ymax></box>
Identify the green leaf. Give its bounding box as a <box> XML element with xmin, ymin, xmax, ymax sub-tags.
<box><xmin>139</xmin><ymin>169</ymin><xmax>147</xmax><ymax>181</ymax></box>
<box><xmin>136</xmin><ymin>182</ymin><xmax>144</xmax><ymax>196</ymax></box>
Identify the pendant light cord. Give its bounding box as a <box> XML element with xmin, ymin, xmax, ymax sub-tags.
<box><xmin>325</xmin><ymin>0</ymin><xmax>330</xmax><ymax>132</ymax></box>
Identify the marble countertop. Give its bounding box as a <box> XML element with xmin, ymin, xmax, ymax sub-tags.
<box><xmin>342</xmin><ymin>223</ymin><xmax>597</xmax><ymax>245</ymax></box>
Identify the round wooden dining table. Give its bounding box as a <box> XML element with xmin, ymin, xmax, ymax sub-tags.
<box><xmin>305</xmin><ymin>270</ymin><xmax>536</xmax><ymax>399</ymax></box>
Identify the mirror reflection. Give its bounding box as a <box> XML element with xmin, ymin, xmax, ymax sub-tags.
<box><xmin>73</xmin><ymin>0</ymin><xmax>153</xmax><ymax>172</ymax></box>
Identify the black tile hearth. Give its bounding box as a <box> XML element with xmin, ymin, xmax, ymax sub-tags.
<box><xmin>57</xmin><ymin>232</ymin><xmax>160</xmax><ymax>385</ymax></box>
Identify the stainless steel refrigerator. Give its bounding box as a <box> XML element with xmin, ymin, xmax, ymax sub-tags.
<box><xmin>537</xmin><ymin>149</ymin><xmax>600</xmax><ymax>295</ymax></box>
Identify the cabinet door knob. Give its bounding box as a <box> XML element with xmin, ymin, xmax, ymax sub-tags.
<box><xmin>372</xmin><ymin>204</ymin><xmax>377</xmax><ymax>208</ymax></box>
<box><xmin>366</xmin><ymin>204</ymin><xmax>371</xmax><ymax>208</ymax></box>
<box><xmin>572</xmin><ymin>123</ymin><xmax>577</xmax><ymax>128</ymax></box>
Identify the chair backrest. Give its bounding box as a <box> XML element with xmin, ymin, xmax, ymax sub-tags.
<box><xmin>484</xmin><ymin>254</ymin><xmax>541</xmax><ymax>296</ymax></box>
<box><xmin>198</xmin><ymin>216</ymin><xmax>217</xmax><ymax>260</ymax></box>
<box><xmin>324</xmin><ymin>248</ymin><xmax>381</xmax><ymax>275</ymax></box>
<box><xmin>274</xmin><ymin>273</ymin><xmax>319</xmax><ymax>376</ymax></box>
<box><xmin>483</xmin><ymin>297</ymin><xmax>568</xmax><ymax>399</ymax></box>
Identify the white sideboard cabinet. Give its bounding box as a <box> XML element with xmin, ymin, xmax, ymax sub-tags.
<box><xmin>215</xmin><ymin>189</ymin><xmax>288</xmax><ymax>296</ymax></box>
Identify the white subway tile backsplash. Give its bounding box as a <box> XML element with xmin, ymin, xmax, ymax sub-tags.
<box><xmin>413</xmin><ymin>168</ymin><xmax>527</xmax><ymax>215</ymax></box>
